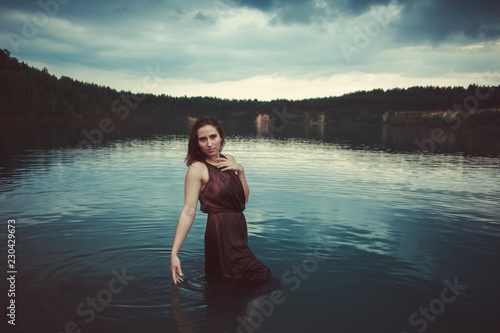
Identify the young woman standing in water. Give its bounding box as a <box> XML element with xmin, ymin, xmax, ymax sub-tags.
<box><xmin>170</xmin><ymin>116</ymin><xmax>273</xmax><ymax>288</ymax></box>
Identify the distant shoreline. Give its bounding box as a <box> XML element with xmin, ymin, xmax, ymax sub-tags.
<box><xmin>1</xmin><ymin>116</ymin><xmax>499</xmax><ymax>131</ymax></box>
<box><xmin>1</xmin><ymin>49</ymin><xmax>499</xmax><ymax>129</ymax></box>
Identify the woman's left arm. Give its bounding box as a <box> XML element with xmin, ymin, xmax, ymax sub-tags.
<box><xmin>217</xmin><ymin>154</ymin><xmax>250</xmax><ymax>204</ymax></box>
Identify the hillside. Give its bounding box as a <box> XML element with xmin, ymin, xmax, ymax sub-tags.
<box><xmin>1</xmin><ymin>48</ymin><xmax>499</xmax><ymax>127</ymax></box>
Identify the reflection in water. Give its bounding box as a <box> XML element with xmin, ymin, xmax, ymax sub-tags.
<box><xmin>2</xmin><ymin>120</ymin><xmax>500</xmax><ymax>163</ymax></box>
<box><xmin>1</xmin><ymin>120</ymin><xmax>499</xmax><ymax>332</ymax></box>
<box><xmin>169</xmin><ymin>258</ymin><xmax>282</xmax><ymax>333</ymax></box>
<box><xmin>171</xmin><ymin>286</ymin><xmax>198</xmax><ymax>333</ymax></box>
<box><xmin>255</xmin><ymin>114</ymin><xmax>270</xmax><ymax>136</ymax></box>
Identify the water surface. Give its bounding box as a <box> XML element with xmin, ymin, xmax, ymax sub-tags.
<box><xmin>1</xmin><ymin>121</ymin><xmax>499</xmax><ymax>333</ymax></box>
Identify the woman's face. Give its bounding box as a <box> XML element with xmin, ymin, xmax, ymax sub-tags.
<box><xmin>197</xmin><ymin>125</ymin><xmax>222</xmax><ymax>158</ymax></box>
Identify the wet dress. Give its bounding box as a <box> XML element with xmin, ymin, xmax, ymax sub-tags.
<box><xmin>198</xmin><ymin>155</ymin><xmax>272</xmax><ymax>288</ymax></box>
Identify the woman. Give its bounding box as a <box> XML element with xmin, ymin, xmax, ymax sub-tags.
<box><xmin>170</xmin><ymin>116</ymin><xmax>273</xmax><ymax>288</ymax></box>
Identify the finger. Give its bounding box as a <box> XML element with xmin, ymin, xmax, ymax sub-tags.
<box><xmin>176</xmin><ymin>268</ymin><xmax>184</xmax><ymax>283</ymax></box>
<box><xmin>173</xmin><ymin>275</ymin><xmax>183</xmax><ymax>284</ymax></box>
<box><xmin>172</xmin><ymin>267</ymin><xmax>183</xmax><ymax>282</ymax></box>
<box><xmin>217</xmin><ymin>159</ymin><xmax>229</xmax><ymax>166</ymax></box>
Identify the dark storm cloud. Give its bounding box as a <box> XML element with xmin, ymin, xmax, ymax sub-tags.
<box><xmin>395</xmin><ymin>0</ymin><xmax>500</xmax><ymax>42</ymax></box>
<box><xmin>4</xmin><ymin>0</ymin><xmax>499</xmax><ymax>43</ymax></box>
<box><xmin>235</xmin><ymin>0</ymin><xmax>394</xmax><ymax>20</ymax></box>
<box><xmin>232</xmin><ymin>0</ymin><xmax>378</xmax><ymax>25</ymax></box>
<box><xmin>235</xmin><ymin>0</ymin><xmax>500</xmax><ymax>43</ymax></box>
<box><xmin>234</xmin><ymin>0</ymin><xmax>275</xmax><ymax>11</ymax></box>
<box><xmin>333</xmin><ymin>0</ymin><xmax>393</xmax><ymax>15</ymax></box>
<box><xmin>1</xmin><ymin>0</ymin><xmax>498</xmax><ymax>99</ymax></box>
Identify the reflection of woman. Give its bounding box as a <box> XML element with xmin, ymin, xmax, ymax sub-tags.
<box><xmin>170</xmin><ymin>116</ymin><xmax>273</xmax><ymax>288</ymax></box>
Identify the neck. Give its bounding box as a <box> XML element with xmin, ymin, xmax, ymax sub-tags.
<box><xmin>205</xmin><ymin>152</ymin><xmax>221</xmax><ymax>164</ymax></box>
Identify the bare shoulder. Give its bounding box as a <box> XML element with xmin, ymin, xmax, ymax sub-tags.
<box><xmin>223</xmin><ymin>153</ymin><xmax>236</xmax><ymax>162</ymax></box>
<box><xmin>189</xmin><ymin>161</ymin><xmax>206</xmax><ymax>170</ymax></box>
<box><xmin>187</xmin><ymin>161</ymin><xmax>208</xmax><ymax>177</ymax></box>
<box><xmin>187</xmin><ymin>161</ymin><xmax>208</xmax><ymax>182</ymax></box>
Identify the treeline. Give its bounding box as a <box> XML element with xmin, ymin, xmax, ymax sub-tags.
<box><xmin>0</xmin><ymin>49</ymin><xmax>263</xmax><ymax>122</ymax></box>
<box><xmin>1</xmin><ymin>48</ymin><xmax>500</xmax><ymax>126</ymax></box>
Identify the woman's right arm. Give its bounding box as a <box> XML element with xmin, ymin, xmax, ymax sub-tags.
<box><xmin>171</xmin><ymin>162</ymin><xmax>204</xmax><ymax>284</ymax></box>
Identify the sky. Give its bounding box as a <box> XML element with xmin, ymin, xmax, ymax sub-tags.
<box><xmin>1</xmin><ymin>0</ymin><xmax>499</xmax><ymax>101</ymax></box>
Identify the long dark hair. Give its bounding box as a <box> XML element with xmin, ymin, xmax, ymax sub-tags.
<box><xmin>185</xmin><ymin>116</ymin><xmax>225</xmax><ymax>166</ymax></box>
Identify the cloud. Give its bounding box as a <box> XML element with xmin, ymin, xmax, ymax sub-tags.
<box><xmin>194</xmin><ymin>11</ymin><xmax>216</xmax><ymax>24</ymax></box>
<box><xmin>232</xmin><ymin>0</ymin><xmax>500</xmax><ymax>44</ymax></box>
<box><xmin>0</xmin><ymin>0</ymin><xmax>498</xmax><ymax>100</ymax></box>
<box><xmin>394</xmin><ymin>0</ymin><xmax>500</xmax><ymax>43</ymax></box>
<box><xmin>235</xmin><ymin>0</ymin><xmax>276</xmax><ymax>11</ymax></box>
<box><xmin>233</xmin><ymin>0</ymin><xmax>395</xmax><ymax>23</ymax></box>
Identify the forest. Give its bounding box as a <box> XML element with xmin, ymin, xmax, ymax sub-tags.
<box><xmin>1</xmin><ymin>48</ymin><xmax>500</xmax><ymax>127</ymax></box>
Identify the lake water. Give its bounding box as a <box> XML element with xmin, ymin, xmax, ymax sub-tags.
<box><xmin>1</xmin><ymin>120</ymin><xmax>499</xmax><ymax>333</ymax></box>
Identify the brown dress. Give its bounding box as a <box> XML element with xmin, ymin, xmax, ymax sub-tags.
<box><xmin>199</xmin><ymin>154</ymin><xmax>272</xmax><ymax>288</ymax></box>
